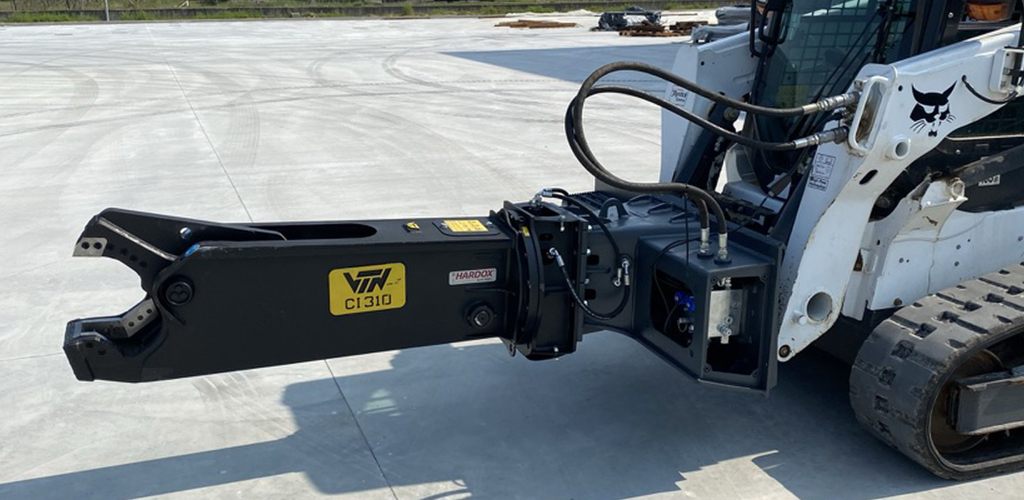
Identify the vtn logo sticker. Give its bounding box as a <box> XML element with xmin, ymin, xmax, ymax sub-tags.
<box><xmin>329</xmin><ymin>263</ymin><xmax>406</xmax><ymax>316</ymax></box>
<box><xmin>345</xmin><ymin>268</ymin><xmax>392</xmax><ymax>294</ymax></box>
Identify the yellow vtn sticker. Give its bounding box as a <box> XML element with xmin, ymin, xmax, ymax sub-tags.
<box><xmin>444</xmin><ymin>219</ymin><xmax>488</xmax><ymax>233</ymax></box>
<box><xmin>329</xmin><ymin>263</ymin><xmax>406</xmax><ymax>316</ymax></box>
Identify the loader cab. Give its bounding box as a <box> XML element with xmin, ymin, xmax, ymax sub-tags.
<box><xmin>742</xmin><ymin>0</ymin><xmax>1024</xmax><ymax>222</ymax></box>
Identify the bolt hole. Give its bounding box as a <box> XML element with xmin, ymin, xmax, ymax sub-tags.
<box><xmin>806</xmin><ymin>292</ymin><xmax>833</xmax><ymax>323</ymax></box>
<box><xmin>97</xmin><ymin>349</ymin><xmax>106</xmax><ymax>356</ymax></box>
<box><xmin>859</xmin><ymin>169</ymin><xmax>879</xmax><ymax>185</ymax></box>
<box><xmin>892</xmin><ymin>139</ymin><xmax>911</xmax><ymax>160</ymax></box>
<box><xmin>92</xmin><ymin>242</ymin><xmax>102</xmax><ymax>250</ymax></box>
<box><xmin>129</xmin><ymin>255</ymin><xmax>138</xmax><ymax>262</ymax></box>
<box><xmin>80</xmin><ymin>242</ymin><xmax>89</xmax><ymax>249</ymax></box>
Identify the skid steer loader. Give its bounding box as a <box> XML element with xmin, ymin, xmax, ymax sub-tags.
<box><xmin>63</xmin><ymin>0</ymin><xmax>1024</xmax><ymax>479</ymax></box>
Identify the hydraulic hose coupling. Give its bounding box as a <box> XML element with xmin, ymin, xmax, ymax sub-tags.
<box><xmin>801</xmin><ymin>91</ymin><xmax>861</xmax><ymax>114</ymax></box>
<box><xmin>698</xmin><ymin>227</ymin><xmax>713</xmax><ymax>259</ymax></box>
<box><xmin>792</xmin><ymin>127</ymin><xmax>850</xmax><ymax>149</ymax></box>
<box><xmin>548</xmin><ymin>247</ymin><xmax>565</xmax><ymax>267</ymax></box>
<box><xmin>614</xmin><ymin>257</ymin><xmax>631</xmax><ymax>288</ymax></box>
<box><xmin>533</xmin><ymin>188</ymin><xmax>560</xmax><ymax>207</ymax></box>
<box><xmin>715</xmin><ymin>233</ymin><xmax>731</xmax><ymax>265</ymax></box>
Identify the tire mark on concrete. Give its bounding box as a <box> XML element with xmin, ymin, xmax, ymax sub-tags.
<box><xmin>2</xmin><ymin>65</ymin><xmax>99</xmax><ymax>166</ymax></box>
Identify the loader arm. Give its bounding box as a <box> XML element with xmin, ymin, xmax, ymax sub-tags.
<box><xmin>776</xmin><ymin>24</ymin><xmax>1024</xmax><ymax>359</ymax></box>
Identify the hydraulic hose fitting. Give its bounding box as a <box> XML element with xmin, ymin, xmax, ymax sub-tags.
<box><xmin>621</xmin><ymin>257</ymin><xmax>631</xmax><ymax>287</ymax></box>
<box><xmin>547</xmin><ymin>247</ymin><xmax>565</xmax><ymax>267</ymax></box>
<box><xmin>698</xmin><ymin>227</ymin><xmax>713</xmax><ymax>259</ymax></box>
<box><xmin>715</xmin><ymin>233</ymin><xmax>731</xmax><ymax>264</ymax></box>
<box><xmin>792</xmin><ymin>126</ymin><xmax>850</xmax><ymax>149</ymax></box>
<box><xmin>801</xmin><ymin>91</ymin><xmax>861</xmax><ymax>115</ymax></box>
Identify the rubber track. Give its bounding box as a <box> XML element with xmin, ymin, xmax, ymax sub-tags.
<box><xmin>850</xmin><ymin>262</ymin><xmax>1024</xmax><ymax>479</ymax></box>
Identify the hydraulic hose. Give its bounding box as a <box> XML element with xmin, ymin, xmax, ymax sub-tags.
<box><xmin>542</xmin><ymin>192</ymin><xmax>632</xmax><ymax>320</ymax></box>
<box><xmin>565</xmin><ymin>100</ymin><xmax>728</xmax><ymax>260</ymax></box>
<box><xmin>586</xmin><ymin>86</ymin><xmax>849</xmax><ymax>151</ymax></box>
<box><xmin>566</xmin><ymin>63</ymin><xmax>856</xmax><ymax>262</ymax></box>
<box><xmin>578</xmin><ymin>61</ymin><xmax>859</xmax><ymax>118</ymax></box>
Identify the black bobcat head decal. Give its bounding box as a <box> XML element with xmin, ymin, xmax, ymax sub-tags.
<box><xmin>910</xmin><ymin>83</ymin><xmax>956</xmax><ymax>137</ymax></box>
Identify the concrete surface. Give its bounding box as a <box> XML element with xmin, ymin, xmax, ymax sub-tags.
<box><xmin>0</xmin><ymin>16</ymin><xmax>1022</xmax><ymax>500</ymax></box>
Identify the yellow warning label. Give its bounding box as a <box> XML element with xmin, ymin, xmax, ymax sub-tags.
<box><xmin>329</xmin><ymin>263</ymin><xmax>406</xmax><ymax>316</ymax></box>
<box><xmin>444</xmin><ymin>219</ymin><xmax>488</xmax><ymax>233</ymax></box>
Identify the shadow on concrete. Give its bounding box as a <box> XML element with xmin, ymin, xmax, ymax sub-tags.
<box><xmin>445</xmin><ymin>44</ymin><xmax>683</xmax><ymax>91</ymax></box>
<box><xmin>0</xmin><ymin>333</ymin><xmax>953</xmax><ymax>500</ymax></box>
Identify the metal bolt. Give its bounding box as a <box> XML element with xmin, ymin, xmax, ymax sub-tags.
<box><xmin>472</xmin><ymin>311</ymin><xmax>490</xmax><ymax>327</ymax></box>
<box><xmin>165</xmin><ymin>280</ymin><xmax>193</xmax><ymax>306</ymax></box>
<box><xmin>468</xmin><ymin>304</ymin><xmax>494</xmax><ymax>329</ymax></box>
<box><xmin>179</xmin><ymin>227</ymin><xmax>192</xmax><ymax>240</ymax></box>
<box><xmin>585</xmin><ymin>248</ymin><xmax>591</xmax><ymax>255</ymax></box>
<box><xmin>779</xmin><ymin>345</ymin><xmax>792</xmax><ymax>358</ymax></box>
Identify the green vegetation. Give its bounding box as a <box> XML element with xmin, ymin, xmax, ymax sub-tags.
<box><xmin>0</xmin><ymin>0</ymin><xmax>724</xmax><ymax>23</ymax></box>
<box><xmin>5</xmin><ymin>11</ymin><xmax>98</xmax><ymax>21</ymax></box>
<box><xmin>192</xmin><ymin>8</ymin><xmax>262</xmax><ymax>18</ymax></box>
<box><xmin>119</xmin><ymin>10</ymin><xmax>154</xmax><ymax>20</ymax></box>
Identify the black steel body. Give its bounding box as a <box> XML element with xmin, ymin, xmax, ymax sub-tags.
<box><xmin>66</xmin><ymin>209</ymin><xmax>515</xmax><ymax>382</ymax></box>
<box><xmin>66</xmin><ymin>195</ymin><xmax>783</xmax><ymax>393</ymax></box>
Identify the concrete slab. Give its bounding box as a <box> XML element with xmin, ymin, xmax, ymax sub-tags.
<box><xmin>1</xmin><ymin>15</ymin><xmax>1023</xmax><ymax>500</ymax></box>
<box><xmin>0</xmin><ymin>355</ymin><xmax>394</xmax><ymax>500</ymax></box>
